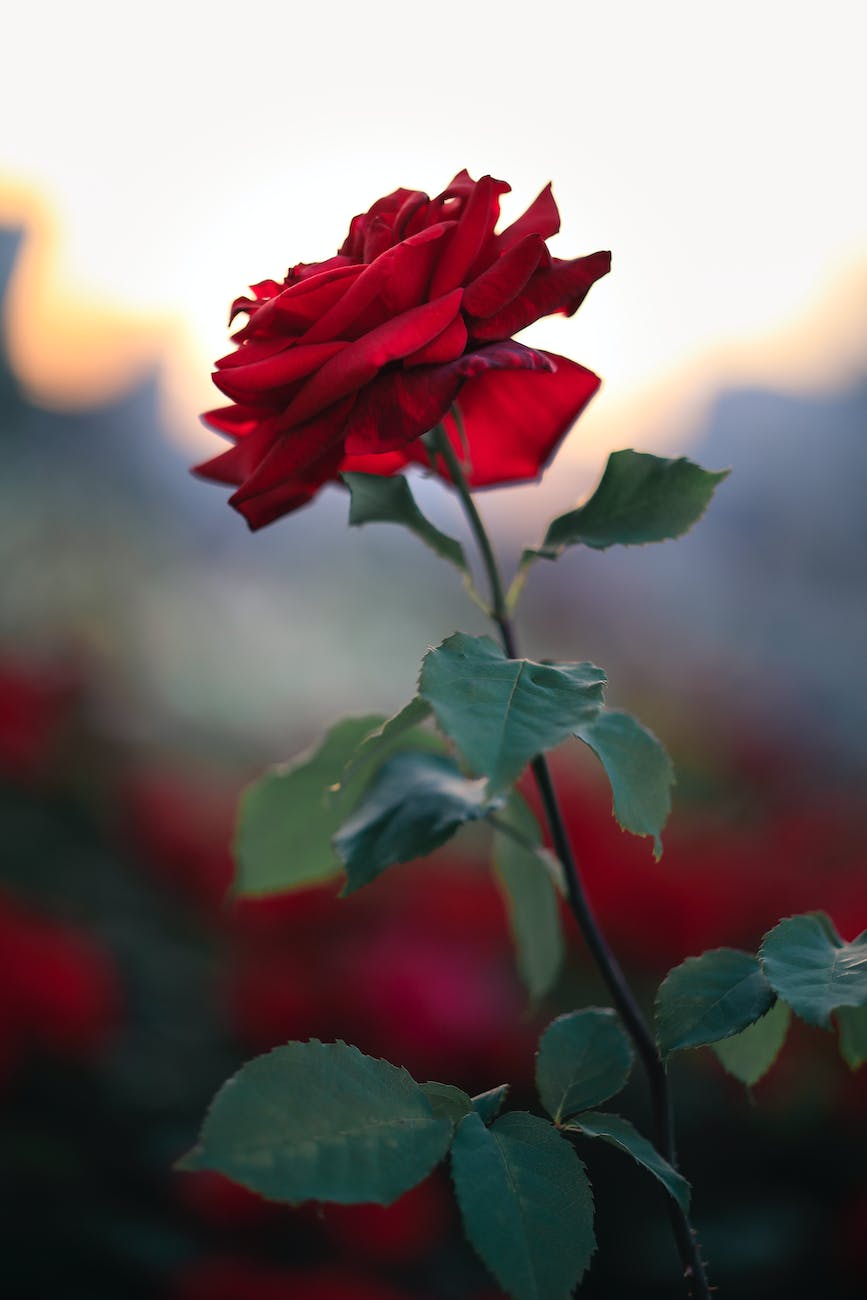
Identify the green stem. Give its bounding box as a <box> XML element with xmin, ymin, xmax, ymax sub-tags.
<box><xmin>430</xmin><ymin>420</ymin><xmax>711</xmax><ymax>1300</ymax></box>
<box><xmin>429</xmin><ymin>423</ymin><xmax>509</xmax><ymax>621</ymax></box>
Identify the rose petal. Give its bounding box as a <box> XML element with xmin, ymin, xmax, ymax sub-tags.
<box><xmin>216</xmin><ymin>335</ymin><xmax>299</xmax><ymax>372</ymax></box>
<box><xmin>495</xmin><ymin>183</ymin><xmax>561</xmax><ymax>251</ymax></box>
<box><xmin>403</xmin><ymin>196</ymin><xmax>448</xmax><ymax>237</ymax></box>
<box><xmin>393</xmin><ymin>191</ymin><xmax>430</xmax><ymax>240</ymax></box>
<box><xmin>462</xmin><ymin>234</ymin><xmax>546</xmax><ymax>319</ymax></box>
<box><xmin>429</xmin><ymin>351</ymin><xmax>601</xmax><ymax>485</ymax></box>
<box><xmin>289</xmin><ymin>255</ymin><xmax>356</xmax><ymax>282</ymax></box>
<box><xmin>193</xmin><ymin>419</ymin><xmax>281</xmax><ymax>485</ymax></box>
<box><xmin>338</xmin><ymin>187</ymin><xmax>426</xmax><ymax>259</ymax></box>
<box><xmin>429</xmin><ymin>174</ymin><xmax>511</xmax><ymax>298</ymax></box>
<box><xmin>234</xmin><ymin>264</ymin><xmax>363</xmax><ymax>341</ymax></box>
<box><xmin>230</xmin><ymin>398</ymin><xmax>354</xmax><ymax>502</ymax></box>
<box><xmin>469</xmin><ymin>250</ymin><xmax>612</xmax><ymax>340</ymax></box>
<box><xmin>401</xmin><ymin>313</ymin><xmax>467</xmax><ymax>367</ymax></box>
<box><xmin>363</xmin><ymin>216</ymin><xmax>395</xmax><ymax>263</ymax></box>
<box><xmin>199</xmin><ymin>405</ymin><xmax>264</xmax><ymax>440</ymax></box>
<box><xmin>229</xmin><ymin>278</ymin><xmax>282</xmax><ymax>324</ymax></box>
<box><xmin>341</xmin><ymin>369</ymin><xmax>458</xmax><ymax>456</ymax></box>
<box><xmin>284</xmin><ymin>289</ymin><xmax>463</xmax><ymax>426</ymax></box>
<box><xmin>440</xmin><ymin>169</ymin><xmax>477</xmax><ymax>200</ymax></box>
<box><xmin>211</xmin><ymin>341</ymin><xmax>347</xmax><ymax>401</ymax></box>
<box><xmin>344</xmin><ymin>340</ymin><xmax>552</xmax><ymax>455</ymax></box>
<box><xmin>301</xmin><ymin>223</ymin><xmax>455</xmax><ymax>345</ymax></box>
<box><xmin>339</xmin><ymin>447</ymin><xmax>412</xmax><ymax>476</ymax></box>
<box><xmin>230</xmin><ymin>443</ymin><xmax>347</xmax><ymax>530</ymax></box>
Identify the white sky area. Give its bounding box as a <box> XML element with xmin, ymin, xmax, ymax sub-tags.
<box><xmin>2</xmin><ymin>0</ymin><xmax>866</xmax><ymax>465</ymax></box>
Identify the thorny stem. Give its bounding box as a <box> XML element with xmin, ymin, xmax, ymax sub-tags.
<box><xmin>430</xmin><ymin>421</ymin><xmax>712</xmax><ymax>1299</ymax></box>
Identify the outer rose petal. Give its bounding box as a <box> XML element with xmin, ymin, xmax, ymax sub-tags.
<box><xmin>231</xmin><ymin>442</ymin><xmax>347</xmax><ymax>530</ymax></box>
<box><xmin>340</xmin><ymin>448</ymin><xmax>411</xmax><ymax>476</ymax></box>
<box><xmin>200</xmin><ymin>405</ymin><xmax>263</xmax><ymax>440</ymax></box>
<box><xmin>232</xmin><ymin>399</ymin><xmax>355</xmax><ymax>501</ymax></box>
<box><xmin>469</xmin><ymin>250</ymin><xmax>612</xmax><ymax>340</ymax></box>
<box><xmin>289</xmin><ymin>255</ymin><xmax>356</xmax><ymax>282</ymax></box>
<box><xmin>217</xmin><ymin>334</ymin><xmax>302</xmax><ymax>372</ymax></box>
<box><xmin>194</xmin><ymin>417</ymin><xmax>283</xmax><ymax>485</ymax></box>
<box><xmin>233</xmin><ymin>265</ymin><xmax>361</xmax><ymax>340</ymax></box>
<box><xmin>212</xmin><ymin>341</ymin><xmax>347</xmax><ymax>402</ymax></box>
<box><xmin>422</xmin><ymin>351</ymin><xmax>602</xmax><ymax>486</ymax></box>
<box><xmin>344</xmin><ymin>340</ymin><xmax>553</xmax><ymax>455</ymax></box>
<box><xmin>229</xmin><ymin>278</ymin><xmax>281</xmax><ymax>324</ymax></box>
<box><xmin>495</xmin><ymin>182</ymin><xmax>561</xmax><ymax>250</ymax></box>
<box><xmin>440</xmin><ymin>169</ymin><xmax>476</xmax><ymax>200</ymax></box>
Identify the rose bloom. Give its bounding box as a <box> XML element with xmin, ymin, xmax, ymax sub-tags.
<box><xmin>196</xmin><ymin>170</ymin><xmax>610</xmax><ymax>528</ymax></box>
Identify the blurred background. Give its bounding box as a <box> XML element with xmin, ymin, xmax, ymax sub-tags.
<box><xmin>1</xmin><ymin>2</ymin><xmax>866</xmax><ymax>1297</ymax></box>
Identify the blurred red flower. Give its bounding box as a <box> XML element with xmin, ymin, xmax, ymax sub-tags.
<box><xmin>0</xmin><ymin>660</ymin><xmax>78</xmax><ymax>784</ymax></box>
<box><xmin>176</xmin><ymin>1169</ymin><xmax>283</xmax><ymax>1231</ymax></box>
<box><xmin>196</xmin><ymin>170</ymin><xmax>609</xmax><ymax>528</ymax></box>
<box><xmin>120</xmin><ymin>768</ymin><xmax>237</xmax><ymax>912</ymax></box>
<box><xmin>0</xmin><ymin>892</ymin><xmax>119</xmax><ymax>1079</ymax></box>
<box><xmin>171</xmin><ymin>1257</ymin><xmax>415</xmax><ymax>1300</ymax></box>
<box><xmin>529</xmin><ymin>754</ymin><xmax>867</xmax><ymax>969</ymax></box>
<box><xmin>223</xmin><ymin>859</ymin><xmax>532</xmax><ymax>1086</ymax></box>
<box><xmin>322</xmin><ymin>1174</ymin><xmax>450</xmax><ymax>1267</ymax></box>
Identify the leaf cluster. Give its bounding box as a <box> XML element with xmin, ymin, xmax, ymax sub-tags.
<box><xmin>232</xmin><ymin>631</ymin><xmax>678</xmax><ymax>1000</ymax></box>
<box><xmin>180</xmin><ymin>1002</ymin><xmax>690</xmax><ymax>1300</ymax></box>
<box><xmin>654</xmin><ymin>916</ymin><xmax>867</xmax><ymax>1084</ymax></box>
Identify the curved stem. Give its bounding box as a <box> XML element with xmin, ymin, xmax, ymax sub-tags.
<box><xmin>431</xmin><ymin>422</ymin><xmax>711</xmax><ymax>1299</ymax></box>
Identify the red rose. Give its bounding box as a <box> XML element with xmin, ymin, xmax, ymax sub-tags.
<box><xmin>0</xmin><ymin>659</ymin><xmax>78</xmax><ymax>784</ymax></box>
<box><xmin>0</xmin><ymin>893</ymin><xmax>119</xmax><ymax>1070</ymax></box>
<box><xmin>170</xmin><ymin>1258</ymin><xmax>414</xmax><ymax>1300</ymax></box>
<box><xmin>322</xmin><ymin>1174</ymin><xmax>450</xmax><ymax>1266</ymax></box>
<box><xmin>196</xmin><ymin>170</ymin><xmax>610</xmax><ymax>528</ymax></box>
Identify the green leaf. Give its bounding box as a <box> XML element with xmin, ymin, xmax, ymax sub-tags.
<box><xmin>712</xmin><ymin>998</ymin><xmax>792</xmax><ymax>1086</ymax></box>
<box><xmin>178</xmin><ymin>1040</ymin><xmax>452</xmax><ymax>1205</ymax></box>
<box><xmin>574</xmin><ymin>709</ymin><xmax>674</xmax><ymax>859</ymax></box>
<box><xmin>562</xmin><ymin>1111</ymin><xmax>691</xmax><ymax>1214</ymax></box>
<box><xmin>472</xmin><ymin>1084</ymin><xmax>509</xmax><ymax>1125</ymax></box>
<box><xmin>532</xmin><ymin>449</ymin><xmax>730</xmax><ymax>557</ymax></box>
<box><xmin>234</xmin><ymin>715</ymin><xmax>384</xmax><ymax>897</ymax></box>
<box><xmin>450</xmin><ymin>1111</ymin><xmax>595</xmax><ymax>1300</ymax></box>
<box><xmin>334</xmin><ymin>751</ymin><xmax>496</xmax><ymax>894</ymax></box>
<box><xmin>336</xmin><ymin>697</ymin><xmax>438</xmax><ymax>789</ymax></box>
<box><xmin>419</xmin><ymin>633</ymin><xmax>606</xmax><ymax>794</ymax></box>
<box><xmin>837</xmin><ymin>1005</ymin><xmax>867</xmax><ymax>1070</ymax></box>
<box><xmin>492</xmin><ymin>794</ymin><xmax>565</xmax><ymax>1000</ymax></box>
<box><xmin>422</xmin><ymin>1081</ymin><xmax>473</xmax><ymax>1123</ymax></box>
<box><xmin>655</xmin><ymin>948</ymin><xmax>775</xmax><ymax>1055</ymax></box>
<box><xmin>536</xmin><ymin>1009</ymin><xmax>634</xmax><ymax>1123</ymax></box>
<box><xmin>343</xmin><ymin>471</ymin><xmax>468</xmax><ymax>573</ymax></box>
<box><xmin>760</xmin><ymin>913</ymin><xmax>867</xmax><ymax>1028</ymax></box>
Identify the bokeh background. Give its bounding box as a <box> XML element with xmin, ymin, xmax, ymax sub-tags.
<box><xmin>2</xmin><ymin>3</ymin><xmax>866</xmax><ymax>1297</ymax></box>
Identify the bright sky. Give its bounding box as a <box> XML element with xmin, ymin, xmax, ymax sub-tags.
<box><xmin>2</xmin><ymin>0</ymin><xmax>866</xmax><ymax>463</ymax></box>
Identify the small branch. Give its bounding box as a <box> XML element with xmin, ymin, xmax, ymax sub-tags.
<box><xmin>431</xmin><ymin>416</ymin><xmax>712</xmax><ymax>1300</ymax></box>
